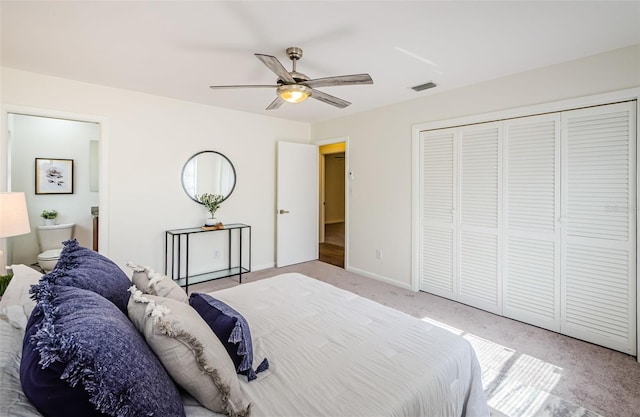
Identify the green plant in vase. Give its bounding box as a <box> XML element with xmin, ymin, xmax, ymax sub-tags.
<box><xmin>196</xmin><ymin>193</ymin><xmax>224</xmax><ymax>227</ymax></box>
<box><xmin>41</xmin><ymin>209</ymin><xmax>58</xmax><ymax>225</ymax></box>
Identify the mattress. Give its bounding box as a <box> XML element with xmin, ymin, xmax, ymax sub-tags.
<box><xmin>0</xmin><ymin>272</ymin><xmax>489</xmax><ymax>417</ymax></box>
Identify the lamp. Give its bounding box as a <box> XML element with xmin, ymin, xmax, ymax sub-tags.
<box><xmin>0</xmin><ymin>192</ymin><xmax>31</xmax><ymax>274</ymax></box>
<box><xmin>277</xmin><ymin>84</ymin><xmax>311</xmax><ymax>104</ymax></box>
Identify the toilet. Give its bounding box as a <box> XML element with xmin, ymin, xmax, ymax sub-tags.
<box><xmin>36</xmin><ymin>223</ymin><xmax>75</xmax><ymax>272</ymax></box>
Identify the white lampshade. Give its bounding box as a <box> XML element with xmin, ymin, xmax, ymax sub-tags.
<box><xmin>0</xmin><ymin>192</ymin><xmax>31</xmax><ymax>238</ymax></box>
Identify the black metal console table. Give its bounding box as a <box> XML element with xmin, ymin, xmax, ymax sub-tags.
<box><xmin>164</xmin><ymin>223</ymin><xmax>251</xmax><ymax>291</ymax></box>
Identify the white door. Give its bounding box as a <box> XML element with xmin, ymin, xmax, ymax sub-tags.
<box><xmin>420</xmin><ymin>124</ymin><xmax>502</xmax><ymax>314</ymax></box>
<box><xmin>419</xmin><ymin>128</ymin><xmax>457</xmax><ymax>299</ymax></box>
<box><xmin>277</xmin><ymin>141</ymin><xmax>318</xmax><ymax>267</ymax></box>
<box><xmin>561</xmin><ymin>102</ymin><xmax>637</xmax><ymax>355</ymax></box>
<box><xmin>457</xmin><ymin>123</ymin><xmax>502</xmax><ymax>314</ymax></box>
<box><xmin>503</xmin><ymin>114</ymin><xmax>562</xmax><ymax>332</ymax></box>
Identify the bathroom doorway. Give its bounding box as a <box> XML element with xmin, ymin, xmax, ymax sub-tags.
<box><xmin>4</xmin><ymin>112</ymin><xmax>102</xmax><ymax>268</ymax></box>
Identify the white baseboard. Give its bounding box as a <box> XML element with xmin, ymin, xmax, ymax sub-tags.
<box><xmin>253</xmin><ymin>261</ymin><xmax>414</xmax><ymax>293</ymax></box>
<box><xmin>251</xmin><ymin>263</ymin><xmax>275</xmax><ymax>272</ymax></box>
<box><xmin>345</xmin><ymin>266</ymin><xmax>414</xmax><ymax>291</ymax></box>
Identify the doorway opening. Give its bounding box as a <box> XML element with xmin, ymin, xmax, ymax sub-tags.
<box><xmin>1</xmin><ymin>107</ymin><xmax>107</xmax><ymax>269</ymax></box>
<box><xmin>318</xmin><ymin>142</ymin><xmax>346</xmax><ymax>268</ymax></box>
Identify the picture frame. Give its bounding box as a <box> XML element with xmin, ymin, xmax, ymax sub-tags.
<box><xmin>35</xmin><ymin>158</ymin><xmax>74</xmax><ymax>194</ymax></box>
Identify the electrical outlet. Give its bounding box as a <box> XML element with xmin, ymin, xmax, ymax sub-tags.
<box><xmin>375</xmin><ymin>249</ymin><xmax>382</xmax><ymax>260</ymax></box>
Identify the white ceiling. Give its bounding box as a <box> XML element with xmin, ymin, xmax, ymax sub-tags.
<box><xmin>2</xmin><ymin>1</ymin><xmax>639</xmax><ymax>124</ymax></box>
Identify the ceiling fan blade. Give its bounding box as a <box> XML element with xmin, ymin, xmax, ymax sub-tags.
<box><xmin>310</xmin><ymin>88</ymin><xmax>351</xmax><ymax>109</ymax></box>
<box><xmin>302</xmin><ymin>73</ymin><xmax>373</xmax><ymax>88</ymax></box>
<box><xmin>255</xmin><ymin>54</ymin><xmax>296</xmax><ymax>84</ymax></box>
<box><xmin>209</xmin><ymin>84</ymin><xmax>278</xmax><ymax>89</ymax></box>
<box><xmin>266</xmin><ymin>96</ymin><xmax>285</xmax><ymax>110</ymax></box>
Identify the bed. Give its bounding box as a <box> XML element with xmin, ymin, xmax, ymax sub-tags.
<box><xmin>1</xmin><ymin>256</ymin><xmax>489</xmax><ymax>417</ymax></box>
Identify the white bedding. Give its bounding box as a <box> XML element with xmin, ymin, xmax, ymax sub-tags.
<box><xmin>217</xmin><ymin>273</ymin><xmax>489</xmax><ymax>417</ymax></box>
<box><xmin>0</xmin><ymin>272</ymin><xmax>489</xmax><ymax>417</ymax></box>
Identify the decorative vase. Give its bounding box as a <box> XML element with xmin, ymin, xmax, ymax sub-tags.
<box><xmin>44</xmin><ymin>219</ymin><xmax>56</xmax><ymax>226</ymax></box>
<box><xmin>204</xmin><ymin>218</ymin><xmax>217</xmax><ymax>226</ymax></box>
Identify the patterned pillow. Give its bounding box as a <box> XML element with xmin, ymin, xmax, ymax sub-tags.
<box><xmin>126</xmin><ymin>261</ymin><xmax>188</xmax><ymax>302</ymax></box>
<box><xmin>21</xmin><ymin>283</ymin><xmax>185</xmax><ymax>417</ymax></box>
<box><xmin>35</xmin><ymin>239</ymin><xmax>131</xmax><ymax>313</ymax></box>
<box><xmin>127</xmin><ymin>286</ymin><xmax>249</xmax><ymax>416</ymax></box>
<box><xmin>189</xmin><ymin>292</ymin><xmax>269</xmax><ymax>381</ymax></box>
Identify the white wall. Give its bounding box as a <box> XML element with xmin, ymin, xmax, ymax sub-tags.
<box><xmin>1</xmin><ymin>68</ymin><xmax>310</xmax><ymax>273</ymax></box>
<box><xmin>2</xmin><ymin>45</ymin><xmax>638</xmax><ymax>287</ymax></box>
<box><xmin>311</xmin><ymin>44</ymin><xmax>640</xmax><ymax>289</ymax></box>
<box><xmin>9</xmin><ymin>114</ymin><xmax>99</xmax><ymax>265</ymax></box>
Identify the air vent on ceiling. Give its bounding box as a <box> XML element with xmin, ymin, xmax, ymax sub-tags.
<box><xmin>411</xmin><ymin>81</ymin><xmax>437</xmax><ymax>92</ymax></box>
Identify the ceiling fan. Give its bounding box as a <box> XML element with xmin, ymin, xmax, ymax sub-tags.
<box><xmin>209</xmin><ymin>47</ymin><xmax>373</xmax><ymax>110</ymax></box>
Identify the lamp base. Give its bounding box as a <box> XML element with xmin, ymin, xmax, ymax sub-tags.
<box><xmin>0</xmin><ymin>249</ymin><xmax>6</xmax><ymax>276</ymax></box>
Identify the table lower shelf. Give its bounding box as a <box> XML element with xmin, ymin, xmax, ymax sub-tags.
<box><xmin>172</xmin><ymin>267</ymin><xmax>250</xmax><ymax>287</ymax></box>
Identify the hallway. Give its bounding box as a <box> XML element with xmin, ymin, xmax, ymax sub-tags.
<box><xmin>319</xmin><ymin>222</ymin><xmax>344</xmax><ymax>268</ymax></box>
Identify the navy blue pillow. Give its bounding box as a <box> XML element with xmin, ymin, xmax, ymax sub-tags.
<box><xmin>34</xmin><ymin>239</ymin><xmax>131</xmax><ymax>314</ymax></box>
<box><xmin>21</xmin><ymin>283</ymin><xmax>185</xmax><ymax>417</ymax></box>
<box><xmin>21</xmin><ymin>308</ymin><xmax>109</xmax><ymax>417</ymax></box>
<box><xmin>189</xmin><ymin>292</ymin><xmax>268</xmax><ymax>381</ymax></box>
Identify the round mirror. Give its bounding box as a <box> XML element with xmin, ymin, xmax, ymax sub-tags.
<box><xmin>181</xmin><ymin>151</ymin><xmax>236</xmax><ymax>203</ymax></box>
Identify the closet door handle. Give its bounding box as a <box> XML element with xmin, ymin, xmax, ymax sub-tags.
<box><xmin>279</xmin><ymin>209</ymin><xmax>290</xmax><ymax>214</ymax></box>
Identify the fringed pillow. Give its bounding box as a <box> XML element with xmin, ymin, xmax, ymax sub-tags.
<box><xmin>189</xmin><ymin>292</ymin><xmax>269</xmax><ymax>381</ymax></box>
<box><xmin>20</xmin><ymin>283</ymin><xmax>184</xmax><ymax>417</ymax></box>
<box><xmin>127</xmin><ymin>286</ymin><xmax>250</xmax><ymax>417</ymax></box>
<box><xmin>126</xmin><ymin>261</ymin><xmax>188</xmax><ymax>302</ymax></box>
<box><xmin>21</xmin><ymin>308</ymin><xmax>109</xmax><ymax>417</ymax></box>
<box><xmin>39</xmin><ymin>239</ymin><xmax>131</xmax><ymax>314</ymax></box>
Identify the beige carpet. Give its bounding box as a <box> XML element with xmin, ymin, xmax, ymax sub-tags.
<box><xmin>190</xmin><ymin>261</ymin><xmax>640</xmax><ymax>417</ymax></box>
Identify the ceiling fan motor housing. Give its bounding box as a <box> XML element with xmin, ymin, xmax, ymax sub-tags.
<box><xmin>289</xmin><ymin>71</ymin><xmax>309</xmax><ymax>83</ymax></box>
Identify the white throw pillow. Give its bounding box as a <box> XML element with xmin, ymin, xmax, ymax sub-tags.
<box><xmin>0</xmin><ymin>264</ymin><xmax>42</xmax><ymax>329</ymax></box>
<box><xmin>126</xmin><ymin>261</ymin><xmax>188</xmax><ymax>302</ymax></box>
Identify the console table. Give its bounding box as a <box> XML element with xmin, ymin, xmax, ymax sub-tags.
<box><xmin>164</xmin><ymin>223</ymin><xmax>251</xmax><ymax>291</ymax></box>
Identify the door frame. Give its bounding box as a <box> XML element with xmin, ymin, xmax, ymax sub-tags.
<box><xmin>314</xmin><ymin>136</ymin><xmax>349</xmax><ymax>268</ymax></box>
<box><xmin>0</xmin><ymin>104</ymin><xmax>110</xmax><ymax>256</ymax></box>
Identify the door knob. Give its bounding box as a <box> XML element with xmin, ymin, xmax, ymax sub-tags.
<box><xmin>279</xmin><ymin>209</ymin><xmax>290</xmax><ymax>214</ymax></box>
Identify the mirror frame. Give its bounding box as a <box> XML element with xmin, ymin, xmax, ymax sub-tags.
<box><xmin>181</xmin><ymin>150</ymin><xmax>237</xmax><ymax>204</ymax></box>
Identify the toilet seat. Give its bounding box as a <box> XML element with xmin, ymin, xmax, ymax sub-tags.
<box><xmin>38</xmin><ymin>248</ymin><xmax>62</xmax><ymax>261</ymax></box>
<box><xmin>38</xmin><ymin>248</ymin><xmax>63</xmax><ymax>272</ymax></box>
<box><xmin>36</xmin><ymin>223</ymin><xmax>75</xmax><ymax>273</ymax></box>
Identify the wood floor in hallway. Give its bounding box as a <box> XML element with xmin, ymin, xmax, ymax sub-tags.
<box><xmin>319</xmin><ymin>222</ymin><xmax>344</xmax><ymax>268</ymax></box>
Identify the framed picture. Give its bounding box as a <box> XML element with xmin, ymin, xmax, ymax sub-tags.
<box><xmin>35</xmin><ymin>158</ymin><xmax>74</xmax><ymax>194</ymax></box>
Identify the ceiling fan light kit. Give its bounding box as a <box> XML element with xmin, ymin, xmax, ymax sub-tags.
<box><xmin>209</xmin><ymin>46</ymin><xmax>373</xmax><ymax>110</ymax></box>
<box><xmin>278</xmin><ymin>84</ymin><xmax>311</xmax><ymax>103</ymax></box>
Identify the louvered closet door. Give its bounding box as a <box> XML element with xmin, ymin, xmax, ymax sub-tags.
<box><xmin>457</xmin><ymin>123</ymin><xmax>501</xmax><ymax>314</ymax></box>
<box><xmin>561</xmin><ymin>102</ymin><xmax>637</xmax><ymax>355</ymax></box>
<box><xmin>420</xmin><ymin>129</ymin><xmax>457</xmax><ymax>299</ymax></box>
<box><xmin>503</xmin><ymin>115</ymin><xmax>561</xmax><ymax>331</ymax></box>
